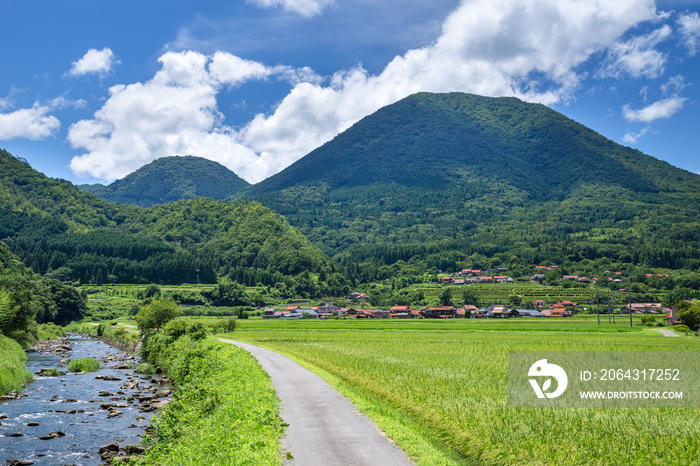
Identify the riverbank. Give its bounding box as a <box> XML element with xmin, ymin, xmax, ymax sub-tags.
<box><xmin>0</xmin><ymin>334</ymin><xmax>172</xmax><ymax>465</ymax></box>
<box><xmin>133</xmin><ymin>334</ymin><xmax>284</xmax><ymax>465</ymax></box>
<box><xmin>0</xmin><ymin>336</ymin><xmax>32</xmax><ymax>397</ymax></box>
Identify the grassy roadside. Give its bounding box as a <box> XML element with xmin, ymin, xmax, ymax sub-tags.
<box><xmin>230</xmin><ymin>323</ymin><xmax>700</xmax><ymax>465</ymax></box>
<box><xmin>133</xmin><ymin>334</ymin><xmax>284</xmax><ymax>465</ymax></box>
<box><xmin>0</xmin><ymin>335</ymin><xmax>33</xmax><ymax>395</ymax></box>
<box><xmin>245</xmin><ymin>340</ymin><xmax>467</xmax><ymax>465</ymax></box>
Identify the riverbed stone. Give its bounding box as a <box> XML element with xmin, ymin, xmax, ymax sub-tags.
<box><xmin>124</xmin><ymin>444</ymin><xmax>146</xmax><ymax>455</ymax></box>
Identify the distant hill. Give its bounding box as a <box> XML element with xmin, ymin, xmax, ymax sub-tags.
<box><xmin>0</xmin><ymin>149</ymin><xmax>334</xmax><ymax>287</ymax></box>
<box><xmin>79</xmin><ymin>156</ymin><xmax>250</xmax><ymax>207</ymax></box>
<box><xmin>248</xmin><ymin>92</ymin><xmax>700</xmax><ymax>279</ymax></box>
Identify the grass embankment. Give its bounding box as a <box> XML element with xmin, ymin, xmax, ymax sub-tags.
<box><xmin>65</xmin><ymin>321</ymin><xmax>141</xmax><ymax>352</ymax></box>
<box><xmin>228</xmin><ymin>319</ymin><xmax>700</xmax><ymax>465</ymax></box>
<box><xmin>134</xmin><ymin>334</ymin><xmax>284</xmax><ymax>465</ymax></box>
<box><xmin>0</xmin><ymin>335</ymin><xmax>33</xmax><ymax>395</ymax></box>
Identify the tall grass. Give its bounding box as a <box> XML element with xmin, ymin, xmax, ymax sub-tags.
<box><xmin>0</xmin><ymin>335</ymin><xmax>33</xmax><ymax>395</ymax></box>
<box><xmin>233</xmin><ymin>323</ymin><xmax>700</xmax><ymax>465</ymax></box>
<box><xmin>135</xmin><ymin>335</ymin><xmax>283</xmax><ymax>465</ymax></box>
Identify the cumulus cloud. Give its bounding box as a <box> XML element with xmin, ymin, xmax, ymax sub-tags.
<box><xmin>68</xmin><ymin>48</ymin><xmax>120</xmax><ymax>77</ymax></box>
<box><xmin>68</xmin><ymin>51</ymin><xmax>303</xmax><ymax>181</ymax></box>
<box><xmin>622</xmin><ymin>96</ymin><xmax>687</xmax><ymax>122</ymax></box>
<box><xmin>248</xmin><ymin>0</ymin><xmax>333</xmax><ymax>17</ymax></box>
<box><xmin>0</xmin><ymin>103</ymin><xmax>60</xmax><ymax>140</ymax></box>
<box><xmin>599</xmin><ymin>25</ymin><xmax>671</xmax><ymax>78</ymax></box>
<box><xmin>678</xmin><ymin>12</ymin><xmax>700</xmax><ymax>56</ymax></box>
<box><xmin>69</xmin><ymin>0</ymin><xmax>661</xmax><ymax>183</ymax></box>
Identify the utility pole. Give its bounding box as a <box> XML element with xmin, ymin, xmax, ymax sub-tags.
<box><xmin>628</xmin><ymin>271</ymin><xmax>632</xmax><ymax>328</ymax></box>
<box><xmin>608</xmin><ymin>288</ymin><xmax>611</xmax><ymax>324</ymax></box>
<box><xmin>596</xmin><ymin>281</ymin><xmax>600</xmax><ymax>325</ymax></box>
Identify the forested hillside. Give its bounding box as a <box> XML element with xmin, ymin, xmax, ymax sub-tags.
<box><xmin>79</xmin><ymin>155</ymin><xmax>250</xmax><ymax>207</ymax></box>
<box><xmin>248</xmin><ymin>92</ymin><xmax>700</xmax><ymax>280</ymax></box>
<box><xmin>0</xmin><ymin>150</ymin><xmax>339</xmax><ymax>292</ymax></box>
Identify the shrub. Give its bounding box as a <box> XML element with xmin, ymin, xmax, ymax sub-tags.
<box><xmin>136</xmin><ymin>299</ymin><xmax>181</xmax><ymax>334</ymax></box>
<box><xmin>671</xmin><ymin>324</ymin><xmax>691</xmax><ymax>334</ymax></box>
<box><xmin>41</xmin><ymin>368</ymin><xmax>63</xmax><ymax>377</ymax></box>
<box><xmin>640</xmin><ymin>315</ymin><xmax>656</xmax><ymax>327</ymax></box>
<box><xmin>186</xmin><ymin>322</ymin><xmax>208</xmax><ymax>340</ymax></box>
<box><xmin>136</xmin><ymin>363</ymin><xmax>157</xmax><ymax>375</ymax></box>
<box><xmin>68</xmin><ymin>357</ymin><xmax>100</xmax><ymax>372</ymax></box>
<box><xmin>36</xmin><ymin>323</ymin><xmax>66</xmax><ymax>340</ymax></box>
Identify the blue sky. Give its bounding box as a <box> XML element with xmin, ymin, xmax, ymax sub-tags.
<box><xmin>1</xmin><ymin>0</ymin><xmax>699</xmax><ymax>184</ymax></box>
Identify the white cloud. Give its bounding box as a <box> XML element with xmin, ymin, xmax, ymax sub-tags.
<box><xmin>0</xmin><ymin>103</ymin><xmax>60</xmax><ymax>140</ymax></box>
<box><xmin>248</xmin><ymin>0</ymin><xmax>333</xmax><ymax>17</ymax></box>
<box><xmin>68</xmin><ymin>48</ymin><xmax>120</xmax><ymax>77</ymax></box>
<box><xmin>599</xmin><ymin>25</ymin><xmax>671</xmax><ymax>79</ymax></box>
<box><xmin>69</xmin><ymin>0</ymin><xmax>662</xmax><ymax>183</ymax></box>
<box><xmin>68</xmin><ymin>51</ymin><xmax>304</xmax><ymax>181</ymax></box>
<box><xmin>678</xmin><ymin>12</ymin><xmax>700</xmax><ymax>56</ymax></box>
<box><xmin>623</xmin><ymin>126</ymin><xmax>651</xmax><ymax>143</ymax></box>
<box><xmin>622</xmin><ymin>96</ymin><xmax>687</xmax><ymax>122</ymax></box>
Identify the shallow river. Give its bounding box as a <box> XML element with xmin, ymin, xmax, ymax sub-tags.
<box><xmin>0</xmin><ymin>335</ymin><xmax>169</xmax><ymax>465</ymax></box>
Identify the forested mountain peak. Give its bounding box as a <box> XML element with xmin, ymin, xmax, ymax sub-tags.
<box><xmin>249</xmin><ymin>92</ymin><xmax>698</xmax><ymax>200</ymax></box>
<box><xmin>245</xmin><ymin>92</ymin><xmax>700</xmax><ymax>278</ymax></box>
<box><xmin>79</xmin><ymin>155</ymin><xmax>250</xmax><ymax>207</ymax></box>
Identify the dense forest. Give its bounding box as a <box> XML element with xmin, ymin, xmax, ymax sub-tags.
<box><xmin>0</xmin><ymin>150</ymin><xmax>341</xmax><ymax>295</ymax></box>
<box><xmin>247</xmin><ymin>92</ymin><xmax>700</xmax><ymax>281</ymax></box>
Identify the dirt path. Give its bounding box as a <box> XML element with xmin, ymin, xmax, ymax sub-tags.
<box><xmin>219</xmin><ymin>339</ymin><xmax>413</xmax><ymax>466</ymax></box>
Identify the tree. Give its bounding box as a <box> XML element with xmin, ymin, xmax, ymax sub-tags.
<box><xmin>461</xmin><ymin>287</ymin><xmax>480</xmax><ymax>307</ymax></box>
<box><xmin>136</xmin><ymin>298</ymin><xmax>181</xmax><ymax>334</ymax></box>
<box><xmin>677</xmin><ymin>302</ymin><xmax>700</xmax><ymax>331</ymax></box>
<box><xmin>439</xmin><ymin>287</ymin><xmax>453</xmax><ymax>306</ymax></box>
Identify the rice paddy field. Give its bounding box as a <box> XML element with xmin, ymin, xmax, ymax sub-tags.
<box><xmin>226</xmin><ymin>318</ymin><xmax>700</xmax><ymax>465</ymax></box>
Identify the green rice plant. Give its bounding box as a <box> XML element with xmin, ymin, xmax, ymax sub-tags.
<box><xmin>67</xmin><ymin>357</ymin><xmax>100</xmax><ymax>372</ymax></box>
<box><xmin>233</xmin><ymin>320</ymin><xmax>700</xmax><ymax>465</ymax></box>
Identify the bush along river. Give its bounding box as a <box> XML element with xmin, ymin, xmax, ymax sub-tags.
<box><xmin>0</xmin><ymin>334</ymin><xmax>172</xmax><ymax>465</ymax></box>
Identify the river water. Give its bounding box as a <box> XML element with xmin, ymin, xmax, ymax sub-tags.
<box><xmin>0</xmin><ymin>335</ymin><xmax>170</xmax><ymax>465</ymax></box>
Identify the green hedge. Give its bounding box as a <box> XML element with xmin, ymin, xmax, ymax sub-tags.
<box><xmin>136</xmin><ymin>335</ymin><xmax>284</xmax><ymax>465</ymax></box>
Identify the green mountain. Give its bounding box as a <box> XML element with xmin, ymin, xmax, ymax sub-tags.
<box><xmin>0</xmin><ymin>149</ymin><xmax>337</xmax><ymax>292</ymax></box>
<box><xmin>248</xmin><ymin>92</ymin><xmax>700</xmax><ymax>280</ymax></box>
<box><xmin>79</xmin><ymin>156</ymin><xmax>250</xmax><ymax>207</ymax></box>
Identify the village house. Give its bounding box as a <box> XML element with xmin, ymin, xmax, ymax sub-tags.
<box><xmin>541</xmin><ymin>307</ymin><xmax>573</xmax><ymax>317</ymax></box>
<box><xmin>621</xmin><ymin>303</ymin><xmax>669</xmax><ymax>314</ymax></box>
<box><xmin>486</xmin><ymin>306</ymin><xmax>511</xmax><ymax>318</ymax></box>
<box><xmin>347</xmin><ymin>292</ymin><xmax>369</xmax><ymax>300</ymax></box>
<box><xmin>531</xmin><ymin>274</ymin><xmax>546</xmax><ymax>281</ymax></box>
<box><xmin>424</xmin><ymin>306</ymin><xmax>457</xmax><ymax>318</ymax></box>
<box><xmin>390</xmin><ymin>306</ymin><xmax>413</xmax><ymax>318</ymax></box>
<box><xmin>513</xmin><ymin>309</ymin><xmax>545</xmax><ymax>317</ymax></box>
<box><xmin>532</xmin><ymin>299</ymin><xmax>546</xmax><ymax>309</ymax></box>
<box><xmin>282</xmin><ymin>308</ymin><xmax>319</xmax><ymax>319</ymax></box>
<box><xmin>262</xmin><ymin>308</ymin><xmax>283</xmax><ymax>318</ymax></box>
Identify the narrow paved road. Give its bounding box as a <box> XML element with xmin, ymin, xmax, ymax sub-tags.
<box><xmin>219</xmin><ymin>339</ymin><xmax>413</xmax><ymax>466</ymax></box>
<box><xmin>654</xmin><ymin>328</ymin><xmax>680</xmax><ymax>337</ymax></box>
